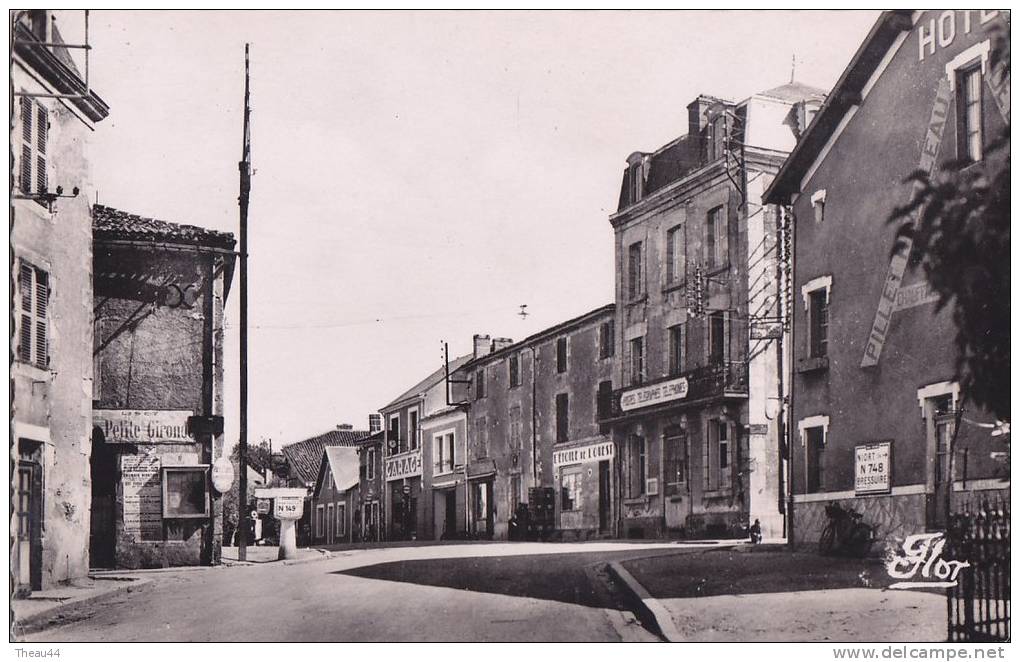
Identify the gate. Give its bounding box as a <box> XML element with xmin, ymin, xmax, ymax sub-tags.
<box><xmin>945</xmin><ymin>498</ymin><xmax>1010</xmax><ymax>642</ymax></box>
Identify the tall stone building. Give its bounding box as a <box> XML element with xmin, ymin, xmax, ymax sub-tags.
<box><xmin>91</xmin><ymin>205</ymin><xmax>235</xmax><ymax>568</ymax></box>
<box><xmin>602</xmin><ymin>81</ymin><xmax>826</xmax><ymax>539</ymax></box>
<box><xmin>12</xmin><ymin>10</ymin><xmax>109</xmax><ymax>593</ymax></box>
<box><xmin>764</xmin><ymin>10</ymin><xmax>1010</xmax><ymax>548</ymax></box>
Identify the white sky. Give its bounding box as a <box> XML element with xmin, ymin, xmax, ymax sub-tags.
<box><xmin>74</xmin><ymin>9</ymin><xmax>880</xmax><ymax>450</ymax></box>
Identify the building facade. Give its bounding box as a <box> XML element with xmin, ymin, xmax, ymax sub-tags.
<box><xmin>311</xmin><ymin>447</ymin><xmax>359</xmax><ymax>546</ymax></box>
<box><xmin>91</xmin><ymin>205</ymin><xmax>235</xmax><ymax>569</ymax></box>
<box><xmin>356</xmin><ymin>432</ymin><xmax>385</xmax><ymax>542</ymax></box>
<box><xmin>421</xmin><ymin>406</ymin><xmax>469</xmax><ymax>539</ymax></box>
<box><xmin>465</xmin><ymin>309</ymin><xmax>617</xmax><ymax>540</ymax></box>
<box><xmin>380</xmin><ymin>352</ymin><xmax>473</xmax><ymax>540</ymax></box>
<box><xmin>603</xmin><ymin>81</ymin><xmax>826</xmax><ymax>539</ymax></box>
<box><xmin>764</xmin><ymin>10</ymin><xmax>1010</xmax><ymax>549</ymax></box>
<box><xmin>12</xmin><ymin>10</ymin><xmax>110</xmax><ymax>593</ymax></box>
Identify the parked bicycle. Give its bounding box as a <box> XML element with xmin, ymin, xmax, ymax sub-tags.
<box><xmin>819</xmin><ymin>502</ymin><xmax>876</xmax><ymax>558</ymax></box>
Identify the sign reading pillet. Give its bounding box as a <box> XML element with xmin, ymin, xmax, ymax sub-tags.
<box><xmin>861</xmin><ymin>77</ymin><xmax>951</xmax><ymax>368</ymax></box>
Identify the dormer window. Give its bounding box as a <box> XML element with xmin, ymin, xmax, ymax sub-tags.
<box><xmin>811</xmin><ymin>189</ymin><xmax>827</xmax><ymax>224</ymax></box>
<box><xmin>629</xmin><ymin>161</ymin><xmax>643</xmax><ymax>204</ymax></box>
<box><xmin>708</xmin><ymin>115</ymin><xmax>727</xmax><ymax>162</ymax></box>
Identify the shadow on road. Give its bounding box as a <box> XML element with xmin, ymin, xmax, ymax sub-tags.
<box><xmin>335</xmin><ymin>551</ymin><xmax>642</xmax><ymax>609</ymax></box>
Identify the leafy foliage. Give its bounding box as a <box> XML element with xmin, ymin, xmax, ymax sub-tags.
<box><xmin>222</xmin><ymin>440</ymin><xmax>275</xmax><ymax>544</ymax></box>
<box><xmin>889</xmin><ymin>26</ymin><xmax>1010</xmax><ymax>421</ymax></box>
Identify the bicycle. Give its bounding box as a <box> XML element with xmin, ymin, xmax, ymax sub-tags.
<box><xmin>818</xmin><ymin>502</ymin><xmax>876</xmax><ymax>558</ymax></box>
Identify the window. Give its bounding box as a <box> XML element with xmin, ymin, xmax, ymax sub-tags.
<box><xmin>560</xmin><ymin>467</ymin><xmax>582</xmax><ymax>511</ymax></box>
<box><xmin>509</xmin><ymin>353</ymin><xmax>521</xmax><ymax>387</ymax></box>
<box><xmin>337</xmin><ymin>504</ymin><xmax>346</xmax><ymax>537</ymax></box>
<box><xmin>366</xmin><ymin>448</ymin><xmax>376</xmax><ymax>480</ymax></box>
<box><xmin>629</xmin><ymin>162</ymin><xmax>643</xmax><ymax>204</ymax></box>
<box><xmin>668</xmin><ymin>324</ymin><xmax>685</xmax><ymax>376</ymax></box>
<box><xmin>957</xmin><ymin>64</ymin><xmax>983</xmax><ymax>162</ymax></box>
<box><xmin>315</xmin><ymin>505</ymin><xmax>324</xmax><ymax>538</ymax></box>
<box><xmin>598</xmin><ymin>319</ymin><xmax>615</xmax><ymax>359</ymax></box>
<box><xmin>475</xmin><ymin>369</ymin><xmax>486</xmax><ymax>400</ymax></box>
<box><xmin>326</xmin><ymin>503</ymin><xmax>334</xmax><ymax>539</ymax></box>
<box><xmin>627</xmin><ymin>242</ymin><xmax>644</xmax><ymax>300</ymax></box>
<box><xmin>474</xmin><ymin>417</ymin><xmax>489</xmax><ymax>459</ymax></box>
<box><xmin>388</xmin><ymin>415</ymin><xmax>400</xmax><ymax>455</ymax></box>
<box><xmin>708</xmin><ymin>115</ymin><xmax>727</xmax><ymax>161</ymax></box>
<box><xmin>805</xmin><ymin>426</ymin><xmax>825</xmax><ymax>493</ymax></box>
<box><xmin>510</xmin><ymin>474</ymin><xmax>522</xmax><ymax>511</ymax></box>
<box><xmin>509</xmin><ymin>406</ymin><xmax>523</xmax><ymax>451</ymax></box>
<box><xmin>629</xmin><ymin>336</ymin><xmax>645</xmax><ymax>386</ymax></box>
<box><xmin>596</xmin><ymin>380</ymin><xmax>614</xmax><ymax>421</ymax></box>
<box><xmin>808</xmin><ymin>289</ymin><xmax>829</xmax><ymax>358</ymax></box>
<box><xmin>556</xmin><ymin>337</ymin><xmax>568</xmax><ymax>373</ymax></box>
<box><xmin>555</xmin><ymin>393</ymin><xmax>569</xmax><ymax>443</ymax></box>
<box><xmin>706</xmin><ymin>206</ymin><xmax>727</xmax><ymax>269</ymax></box>
<box><xmin>433</xmin><ymin>431</ymin><xmax>457</xmax><ymax>475</ymax></box>
<box><xmin>162</xmin><ymin>467</ymin><xmax>210</xmax><ymax>518</ymax></box>
<box><xmin>628</xmin><ymin>435</ymin><xmax>646</xmax><ymax>498</ymax></box>
<box><xmin>17</xmin><ymin>261</ymin><xmax>49</xmax><ymax>369</ymax></box>
<box><xmin>664</xmin><ymin>428</ymin><xmax>688</xmax><ymax>496</ymax></box>
<box><xmin>811</xmin><ymin>190</ymin><xmax>827</xmax><ymax>224</ymax></box>
<box><xmin>666</xmin><ymin>224</ymin><xmax>686</xmax><ymax>284</ymax></box>
<box><xmin>705</xmin><ymin>420</ymin><xmax>731</xmax><ymax>492</ymax></box>
<box><xmin>709</xmin><ymin>312</ymin><xmax>726</xmax><ymax>364</ymax></box>
<box><xmin>409</xmin><ymin>409</ymin><xmax>419</xmax><ymax>451</ymax></box>
<box><xmin>18</xmin><ymin>96</ymin><xmax>49</xmax><ymax>200</ymax></box>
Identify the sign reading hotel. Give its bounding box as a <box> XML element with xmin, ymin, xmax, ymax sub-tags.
<box><xmin>855</xmin><ymin>441</ymin><xmax>892</xmax><ymax>496</ymax></box>
<box><xmin>385</xmin><ymin>450</ymin><xmax>422</xmax><ymax>480</ymax></box>
<box><xmin>94</xmin><ymin>409</ymin><xmax>194</xmax><ymax>444</ymax></box>
<box><xmin>553</xmin><ymin>441</ymin><xmax>614</xmax><ymax>467</ymax></box>
<box><xmin>620</xmin><ymin>377</ymin><xmax>688</xmax><ymax>412</ymax></box>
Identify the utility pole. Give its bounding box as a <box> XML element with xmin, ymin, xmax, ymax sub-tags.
<box><xmin>237</xmin><ymin>43</ymin><xmax>252</xmax><ymax>562</ymax></box>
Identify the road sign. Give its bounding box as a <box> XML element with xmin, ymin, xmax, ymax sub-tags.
<box><xmin>274</xmin><ymin>495</ymin><xmax>304</xmax><ymax>520</ymax></box>
<box><xmin>211</xmin><ymin>457</ymin><xmax>234</xmax><ymax>493</ymax></box>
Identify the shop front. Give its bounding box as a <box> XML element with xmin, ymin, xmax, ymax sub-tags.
<box><xmin>553</xmin><ymin>439</ymin><xmax>615</xmax><ymax>536</ymax></box>
<box><xmin>385</xmin><ymin>449</ymin><xmax>423</xmax><ymax>540</ymax></box>
<box><xmin>467</xmin><ymin>461</ymin><xmax>496</xmax><ymax>539</ymax></box>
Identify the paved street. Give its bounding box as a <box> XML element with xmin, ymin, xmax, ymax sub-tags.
<box><xmin>21</xmin><ymin>542</ymin><xmax>691</xmax><ymax>643</ymax></box>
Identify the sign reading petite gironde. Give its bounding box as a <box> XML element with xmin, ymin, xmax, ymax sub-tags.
<box><xmin>553</xmin><ymin>441</ymin><xmax>614</xmax><ymax>467</ymax></box>
<box><xmin>855</xmin><ymin>441</ymin><xmax>892</xmax><ymax>495</ymax></box>
<box><xmin>94</xmin><ymin>409</ymin><xmax>194</xmax><ymax>444</ymax></box>
<box><xmin>620</xmin><ymin>377</ymin><xmax>689</xmax><ymax>412</ymax></box>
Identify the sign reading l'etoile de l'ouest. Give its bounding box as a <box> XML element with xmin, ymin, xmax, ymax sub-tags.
<box><xmin>93</xmin><ymin>409</ymin><xmax>195</xmax><ymax>444</ymax></box>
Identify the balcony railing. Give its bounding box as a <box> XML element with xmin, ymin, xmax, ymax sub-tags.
<box><xmin>599</xmin><ymin>361</ymin><xmax>748</xmax><ymax>420</ymax></box>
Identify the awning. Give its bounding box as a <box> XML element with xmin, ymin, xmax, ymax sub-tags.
<box><xmin>466</xmin><ymin>460</ymin><xmax>497</xmax><ymax>480</ymax></box>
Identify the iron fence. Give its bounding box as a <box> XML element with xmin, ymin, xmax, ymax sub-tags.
<box><xmin>945</xmin><ymin>498</ymin><xmax>1010</xmax><ymax>642</ymax></box>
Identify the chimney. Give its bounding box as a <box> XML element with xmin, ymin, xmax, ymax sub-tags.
<box><xmin>473</xmin><ymin>334</ymin><xmax>492</xmax><ymax>359</ymax></box>
<box><xmin>687</xmin><ymin>95</ymin><xmax>715</xmax><ymax>136</ymax></box>
<box><xmin>337</xmin><ymin>423</ymin><xmax>353</xmax><ymax>430</ymax></box>
<box><xmin>368</xmin><ymin>413</ymin><xmax>382</xmax><ymax>434</ymax></box>
<box><xmin>491</xmin><ymin>337</ymin><xmax>514</xmax><ymax>353</ymax></box>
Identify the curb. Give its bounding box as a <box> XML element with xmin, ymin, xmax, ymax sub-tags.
<box><xmin>281</xmin><ymin>549</ymin><xmax>332</xmax><ymax>566</ymax></box>
<box><xmin>606</xmin><ymin>561</ymin><xmax>685</xmax><ymax>643</ymax></box>
<box><xmin>13</xmin><ymin>577</ymin><xmax>154</xmax><ymax>638</ymax></box>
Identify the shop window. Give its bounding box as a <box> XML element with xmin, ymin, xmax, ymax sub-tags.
<box><xmin>957</xmin><ymin>63</ymin><xmax>983</xmax><ymax>163</ymax></box>
<box><xmin>162</xmin><ymin>467</ymin><xmax>210</xmax><ymax>518</ymax></box>
<box><xmin>628</xmin><ymin>435</ymin><xmax>646</xmax><ymax>498</ymax></box>
<box><xmin>706</xmin><ymin>206</ymin><xmax>728</xmax><ymax>270</ymax></box>
<box><xmin>560</xmin><ymin>467</ymin><xmax>582</xmax><ymax>511</ymax></box>
<box><xmin>705</xmin><ymin>420</ymin><xmax>731</xmax><ymax>492</ymax></box>
<box><xmin>628</xmin><ymin>241</ymin><xmax>644</xmax><ymax>300</ymax></box>
<box><xmin>17</xmin><ymin>261</ymin><xmax>49</xmax><ymax>369</ymax></box>
<box><xmin>668</xmin><ymin>324</ymin><xmax>686</xmax><ymax>376</ymax></box>
<box><xmin>509</xmin><ymin>353</ymin><xmax>521</xmax><ymax>387</ymax></box>
<box><xmin>629</xmin><ymin>336</ymin><xmax>645</xmax><ymax>386</ymax></box>
<box><xmin>556</xmin><ymin>337</ymin><xmax>568</xmax><ymax>373</ymax></box>
<box><xmin>555</xmin><ymin>394</ymin><xmax>569</xmax><ymax>443</ymax></box>
<box><xmin>598</xmin><ymin>319</ymin><xmax>615</xmax><ymax>359</ymax></box>
<box><xmin>664</xmin><ymin>428</ymin><xmax>688</xmax><ymax>496</ymax></box>
<box><xmin>666</xmin><ymin>223</ymin><xmax>686</xmax><ymax>284</ymax></box>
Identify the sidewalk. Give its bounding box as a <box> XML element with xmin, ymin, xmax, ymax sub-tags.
<box><xmin>611</xmin><ymin>547</ymin><xmax>947</xmax><ymax>642</ymax></box>
<box><xmin>12</xmin><ymin>576</ymin><xmax>153</xmax><ymax>637</ymax></box>
<box><xmin>221</xmin><ymin>545</ymin><xmax>330</xmax><ymax>565</ymax></box>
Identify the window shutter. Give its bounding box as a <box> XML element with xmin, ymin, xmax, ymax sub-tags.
<box><xmin>19</xmin><ymin>315</ymin><xmax>33</xmax><ymax>363</ymax></box>
<box><xmin>34</xmin><ymin>270</ymin><xmax>48</xmax><ymax>367</ymax></box>
<box><xmin>19</xmin><ymin>263</ymin><xmax>33</xmax><ymax>311</ymax></box>
<box><xmin>36</xmin><ymin>155</ymin><xmax>47</xmax><ymax>194</ymax></box>
<box><xmin>21</xmin><ymin>97</ymin><xmax>32</xmax><ymax>143</ymax></box>
<box><xmin>21</xmin><ymin>145</ymin><xmax>33</xmax><ymax>195</ymax></box>
<box><xmin>36</xmin><ymin>106</ymin><xmax>47</xmax><ymax>155</ymax></box>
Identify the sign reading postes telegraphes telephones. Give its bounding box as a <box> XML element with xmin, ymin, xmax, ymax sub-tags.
<box><xmin>855</xmin><ymin>441</ymin><xmax>892</xmax><ymax>496</ymax></box>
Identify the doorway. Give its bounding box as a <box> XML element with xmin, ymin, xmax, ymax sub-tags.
<box><xmin>470</xmin><ymin>480</ymin><xmax>493</xmax><ymax>539</ymax></box>
<box><xmin>598</xmin><ymin>460</ymin><xmax>611</xmax><ymax>533</ymax></box>
<box><xmin>925</xmin><ymin>394</ymin><xmax>955</xmax><ymax>530</ymax></box>
<box><xmin>15</xmin><ymin>450</ymin><xmax>43</xmax><ymax>594</ymax></box>
<box><xmin>90</xmin><ymin>427</ymin><xmax>118</xmax><ymax>568</ymax></box>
